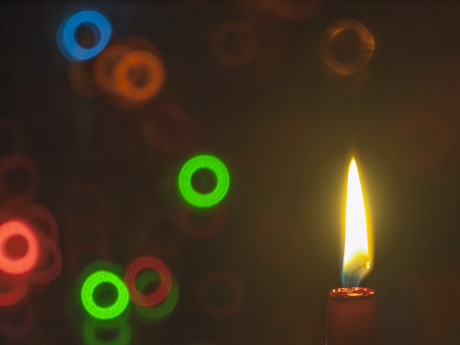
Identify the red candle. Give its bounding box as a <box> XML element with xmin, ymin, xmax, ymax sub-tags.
<box><xmin>326</xmin><ymin>158</ymin><xmax>376</xmax><ymax>345</ymax></box>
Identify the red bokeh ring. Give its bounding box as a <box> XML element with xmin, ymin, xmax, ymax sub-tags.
<box><xmin>212</xmin><ymin>20</ymin><xmax>259</xmax><ymax>67</ymax></box>
<box><xmin>0</xmin><ymin>273</ymin><xmax>27</xmax><ymax>307</ymax></box>
<box><xmin>0</xmin><ymin>306</ymin><xmax>34</xmax><ymax>338</ymax></box>
<box><xmin>124</xmin><ymin>256</ymin><xmax>172</xmax><ymax>307</ymax></box>
<box><xmin>198</xmin><ymin>270</ymin><xmax>246</xmax><ymax>319</ymax></box>
<box><xmin>178</xmin><ymin>204</ymin><xmax>226</xmax><ymax>239</ymax></box>
<box><xmin>0</xmin><ymin>219</ymin><xmax>40</xmax><ymax>275</ymax></box>
<box><xmin>27</xmin><ymin>235</ymin><xmax>62</xmax><ymax>284</ymax></box>
<box><xmin>21</xmin><ymin>204</ymin><xmax>59</xmax><ymax>243</ymax></box>
<box><xmin>0</xmin><ymin>155</ymin><xmax>40</xmax><ymax>206</ymax></box>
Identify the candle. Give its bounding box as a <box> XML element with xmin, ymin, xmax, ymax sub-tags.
<box><xmin>326</xmin><ymin>158</ymin><xmax>377</xmax><ymax>345</ymax></box>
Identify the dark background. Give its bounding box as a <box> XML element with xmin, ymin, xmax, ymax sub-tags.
<box><xmin>1</xmin><ymin>1</ymin><xmax>460</xmax><ymax>344</ymax></box>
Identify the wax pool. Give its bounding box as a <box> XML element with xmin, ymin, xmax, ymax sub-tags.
<box><xmin>326</xmin><ymin>287</ymin><xmax>376</xmax><ymax>345</ymax></box>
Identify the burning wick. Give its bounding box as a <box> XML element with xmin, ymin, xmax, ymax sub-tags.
<box><xmin>326</xmin><ymin>158</ymin><xmax>377</xmax><ymax>345</ymax></box>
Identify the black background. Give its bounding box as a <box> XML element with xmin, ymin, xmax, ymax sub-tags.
<box><xmin>1</xmin><ymin>1</ymin><xmax>460</xmax><ymax>344</ymax></box>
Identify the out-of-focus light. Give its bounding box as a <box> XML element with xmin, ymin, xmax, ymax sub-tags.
<box><xmin>212</xmin><ymin>20</ymin><xmax>259</xmax><ymax>67</ymax></box>
<box><xmin>178</xmin><ymin>154</ymin><xmax>230</xmax><ymax>208</ymax></box>
<box><xmin>81</xmin><ymin>270</ymin><xmax>130</xmax><ymax>320</ymax></box>
<box><xmin>93</xmin><ymin>44</ymin><xmax>134</xmax><ymax>94</ymax></box>
<box><xmin>0</xmin><ymin>155</ymin><xmax>40</xmax><ymax>206</ymax></box>
<box><xmin>113</xmin><ymin>51</ymin><xmax>165</xmax><ymax>101</ymax></box>
<box><xmin>58</xmin><ymin>10</ymin><xmax>112</xmax><ymax>61</ymax></box>
<box><xmin>68</xmin><ymin>61</ymin><xmax>101</xmax><ymax>98</ymax></box>
<box><xmin>198</xmin><ymin>270</ymin><xmax>246</xmax><ymax>319</ymax></box>
<box><xmin>133</xmin><ymin>270</ymin><xmax>179</xmax><ymax>323</ymax></box>
<box><xmin>21</xmin><ymin>204</ymin><xmax>59</xmax><ymax>243</ymax></box>
<box><xmin>83</xmin><ymin>317</ymin><xmax>131</xmax><ymax>345</ymax></box>
<box><xmin>178</xmin><ymin>204</ymin><xmax>226</xmax><ymax>239</ymax></box>
<box><xmin>0</xmin><ymin>306</ymin><xmax>34</xmax><ymax>338</ymax></box>
<box><xmin>0</xmin><ymin>273</ymin><xmax>27</xmax><ymax>307</ymax></box>
<box><xmin>0</xmin><ymin>219</ymin><xmax>40</xmax><ymax>275</ymax></box>
<box><xmin>321</xmin><ymin>19</ymin><xmax>375</xmax><ymax>76</ymax></box>
<box><xmin>27</xmin><ymin>235</ymin><xmax>62</xmax><ymax>284</ymax></box>
<box><xmin>124</xmin><ymin>256</ymin><xmax>172</xmax><ymax>307</ymax></box>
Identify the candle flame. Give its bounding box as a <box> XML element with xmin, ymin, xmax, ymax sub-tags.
<box><xmin>342</xmin><ymin>158</ymin><xmax>372</xmax><ymax>287</ymax></box>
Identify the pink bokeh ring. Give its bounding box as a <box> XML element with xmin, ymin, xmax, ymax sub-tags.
<box><xmin>0</xmin><ymin>219</ymin><xmax>40</xmax><ymax>275</ymax></box>
<box><xmin>124</xmin><ymin>256</ymin><xmax>172</xmax><ymax>307</ymax></box>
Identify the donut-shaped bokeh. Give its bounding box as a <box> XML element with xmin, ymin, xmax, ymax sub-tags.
<box><xmin>58</xmin><ymin>10</ymin><xmax>112</xmax><ymax>61</ymax></box>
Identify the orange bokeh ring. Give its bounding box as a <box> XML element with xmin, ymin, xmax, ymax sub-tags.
<box><xmin>0</xmin><ymin>219</ymin><xmax>41</xmax><ymax>275</ymax></box>
<box><xmin>124</xmin><ymin>256</ymin><xmax>172</xmax><ymax>307</ymax></box>
<box><xmin>198</xmin><ymin>270</ymin><xmax>246</xmax><ymax>319</ymax></box>
<box><xmin>114</xmin><ymin>51</ymin><xmax>165</xmax><ymax>101</ymax></box>
<box><xmin>321</xmin><ymin>19</ymin><xmax>375</xmax><ymax>76</ymax></box>
<box><xmin>0</xmin><ymin>273</ymin><xmax>28</xmax><ymax>307</ymax></box>
<box><xmin>93</xmin><ymin>44</ymin><xmax>134</xmax><ymax>94</ymax></box>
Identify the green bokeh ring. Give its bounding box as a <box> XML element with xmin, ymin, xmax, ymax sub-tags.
<box><xmin>178</xmin><ymin>154</ymin><xmax>230</xmax><ymax>208</ymax></box>
<box><xmin>81</xmin><ymin>270</ymin><xmax>130</xmax><ymax>320</ymax></box>
<box><xmin>133</xmin><ymin>270</ymin><xmax>179</xmax><ymax>321</ymax></box>
<box><xmin>83</xmin><ymin>318</ymin><xmax>131</xmax><ymax>345</ymax></box>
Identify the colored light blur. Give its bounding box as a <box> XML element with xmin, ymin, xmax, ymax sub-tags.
<box><xmin>0</xmin><ymin>219</ymin><xmax>40</xmax><ymax>275</ymax></box>
<box><xmin>178</xmin><ymin>154</ymin><xmax>230</xmax><ymax>208</ymax></box>
<box><xmin>22</xmin><ymin>204</ymin><xmax>59</xmax><ymax>242</ymax></box>
<box><xmin>83</xmin><ymin>317</ymin><xmax>131</xmax><ymax>345</ymax></box>
<box><xmin>0</xmin><ymin>155</ymin><xmax>40</xmax><ymax>206</ymax></box>
<box><xmin>133</xmin><ymin>270</ymin><xmax>179</xmax><ymax>323</ymax></box>
<box><xmin>124</xmin><ymin>256</ymin><xmax>172</xmax><ymax>307</ymax></box>
<box><xmin>58</xmin><ymin>10</ymin><xmax>112</xmax><ymax>61</ymax></box>
<box><xmin>198</xmin><ymin>271</ymin><xmax>246</xmax><ymax>319</ymax></box>
<box><xmin>93</xmin><ymin>44</ymin><xmax>134</xmax><ymax>94</ymax></box>
<box><xmin>321</xmin><ymin>19</ymin><xmax>375</xmax><ymax>76</ymax></box>
<box><xmin>0</xmin><ymin>306</ymin><xmax>34</xmax><ymax>338</ymax></box>
<box><xmin>114</xmin><ymin>51</ymin><xmax>165</xmax><ymax>101</ymax></box>
<box><xmin>212</xmin><ymin>20</ymin><xmax>259</xmax><ymax>67</ymax></box>
<box><xmin>81</xmin><ymin>270</ymin><xmax>130</xmax><ymax>320</ymax></box>
<box><xmin>0</xmin><ymin>273</ymin><xmax>27</xmax><ymax>307</ymax></box>
<box><xmin>27</xmin><ymin>235</ymin><xmax>62</xmax><ymax>284</ymax></box>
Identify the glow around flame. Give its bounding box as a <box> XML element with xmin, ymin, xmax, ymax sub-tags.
<box><xmin>342</xmin><ymin>158</ymin><xmax>372</xmax><ymax>287</ymax></box>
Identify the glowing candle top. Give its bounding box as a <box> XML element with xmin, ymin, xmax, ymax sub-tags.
<box><xmin>342</xmin><ymin>158</ymin><xmax>372</xmax><ymax>287</ymax></box>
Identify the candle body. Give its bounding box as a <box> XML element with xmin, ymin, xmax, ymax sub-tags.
<box><xmin>326</xmin><ymin>287</ymin><xmax>376</xmax><ymax>345</ymax></box>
